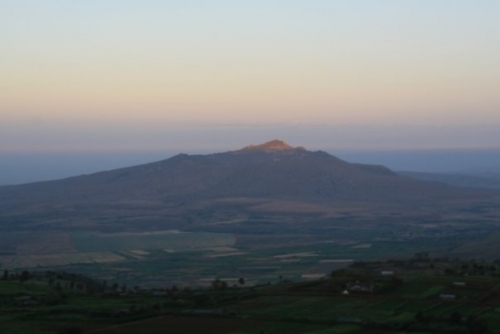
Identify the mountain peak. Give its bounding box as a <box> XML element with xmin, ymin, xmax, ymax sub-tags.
<box><xmin>242</xmin><ymin>140</ymin><xmax>300</xmax><ymax>151</ymax></box>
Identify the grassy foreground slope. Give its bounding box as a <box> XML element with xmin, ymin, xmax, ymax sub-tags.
<box><xmin>1</xmin><ymin>258</ymin><xmax>499</xmax><ymax>334</ymax></box>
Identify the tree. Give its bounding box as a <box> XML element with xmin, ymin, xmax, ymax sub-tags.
<box><xmin>466</xmin><ymin>315</ymin><xmax>488</xmax><ymax>334</ymax></box>
<box><xmin>238</xmin><ymin>277</ymin><xmax>245</xmax><ymax>285</ymax></box>
<box><xmin>211</xmin><ymin>278</ymin><xmax>228</xmax><ymax>290</ymax></box>
<box><xmin>414</xmin><ymin>252</ymin><xmax>430</xmax><ymax>262</ymax></box>
<box><xmin>57</xmin><ymin>326</ymin><xmax>82</xmax><ymax>334</ymax></box>
<box><xmin>451</xmin><ymin>312</ymin><xmax>462</xmax><ymax>325</ymax></box>
<box><xmin>20</xmin><ymin>270</ymin><xmax>30</xmax><ymax>283</ymax></box>
<box><xmin>2</xmin><ymin>269</ymin><xmax>8</xmax><ymax>280</ymax></box>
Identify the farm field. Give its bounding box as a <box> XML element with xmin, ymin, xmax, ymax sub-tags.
<box><xmin>1</xmin><ymin>224</ymin><xmax>486</xmax><ymax>288</ymax></box>
<box><xmin>3</xmin><ymin>240</ymin><xmax>457</xmax><ymax>288</ymax></box>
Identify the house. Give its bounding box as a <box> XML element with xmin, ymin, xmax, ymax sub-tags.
<box><xmin>440</xmin><ymin>294</ymin><xmax>456</xmax><ymax>300</ymax></box>
<box><xmin>346</xmin><ymin>281</ymin><xmax>374</xmax><ymax>293</ymax></box>
<box><xmin>453</xmin><ymin>282</ymin><xmax>466</xmax><ymax>287</ymax></box>
<box><xmin>14</xmin><ymin>295</ymin><xmax>38</xmax><ymax>306</ymax></box>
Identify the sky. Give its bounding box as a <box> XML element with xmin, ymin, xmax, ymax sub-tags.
<box><xmin>0</xmin><ymin>1</ymin><xmax>499</xmax><ymax>183</ymax></box>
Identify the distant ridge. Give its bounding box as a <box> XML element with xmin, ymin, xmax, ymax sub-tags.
<box><xmin>399</xmin><ymin>171</ymin><xmax>500</xmax><ymax>191</ymax></box>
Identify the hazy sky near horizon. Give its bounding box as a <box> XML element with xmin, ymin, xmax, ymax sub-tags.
<box><xmin>1</xmin><ymin>1</ymin><xmax>499</xmax><ymax>152</ymax></box>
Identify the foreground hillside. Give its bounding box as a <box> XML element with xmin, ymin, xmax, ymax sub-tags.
<box><xmin>1</xmin><ymin>258</ymin><xmax>499</xmax><ymax>334</ymax></box>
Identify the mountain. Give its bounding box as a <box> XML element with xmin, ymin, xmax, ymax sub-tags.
<box><xmin>0</xmin><ymin>140</ymin><xmax>474</xmax><ymax>203</ymax></box>
<box><xmin>0</xmin><ymin>140</ymin><xmax>493</xmax><ymax>231</ymax></box>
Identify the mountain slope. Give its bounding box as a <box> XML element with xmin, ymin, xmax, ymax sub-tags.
<box><xmin>0</xmin><ymin>140</ymin><xmax>478</xmax><ymax>204</ymax></box>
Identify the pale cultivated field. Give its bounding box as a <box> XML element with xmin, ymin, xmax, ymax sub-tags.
<box><xmin>129</xmin><ymin>250</ymin><xmax>150</xmax><ymax>255</ymax></box>
<box><xmin>318</xmin><ymin>259</ymin><xmax>354</xmax><ymax>263</ymax></box>
<box><xmin>273</xmin><ymin>252</ymin><xmax>318</xmax><ymax>259</ymax></box>
<box><xmin>301</xmin><ymin>273</ymin><xmax>326</xmax><ymax>279</ymax></box>
<box><xmin>0</xmin><ymin>252</ymin><xmax>125</xmax><ymax>268</ymax></box>
<box><xmin>352</xmin><ymin>243</ymin><xmax>372</xmax><ymax>249</ymax></box>
<box><xmin>204</xmin><ymin>252</ymin><xmax>247</xmax><ymax>258</ymax></box>
<box><xmin>249</xmin><ymin>200</ymin><xmax>335</xmax><ymax>214</ymax></box>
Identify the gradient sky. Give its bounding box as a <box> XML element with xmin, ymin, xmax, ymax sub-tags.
<box><xmin>1</xmin><ymin>0</ymin><xmax>499</xmax><ymax>152</ymax></box>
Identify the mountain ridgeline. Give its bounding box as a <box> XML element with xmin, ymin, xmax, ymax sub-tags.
<box><xmin>0</xmin><ymin>140</ymin><xmax>477</xmax><ymax>206</ymax></box>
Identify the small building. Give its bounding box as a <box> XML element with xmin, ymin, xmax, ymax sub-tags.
<box><xmin>453</xmin><ymin>282</ymin><xmax>466</xmax><ymax>287</ymax></box>
<box><xmin>14</xmin><ymin>295</ymin><xmax>32</xmax><ymax>303</ymax></box>
<box><xmin>14</xmin><ymin>295</ymin><xmax>38</xmax><ymax>306</ymax></box>
<box><xmin>381</xmin><ymin>270</ymin><xmax>394</xmax><ymax>276</ymax></box>
<box><xmin>440</xmin><ymin>294</ymin><xmax>456</xmax><ymax>300</ymax></box>
<box><xmin>346</xmin><ymin>281</ymin><xmax>374</xmax><ymax>293</ymax></box>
